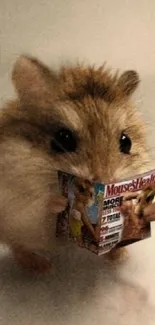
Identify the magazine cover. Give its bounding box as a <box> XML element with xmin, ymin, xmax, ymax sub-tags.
<box><xmin>56</xmin><ymin>169</ymin><xmax>155</xmax><ymax>255</ymax></box>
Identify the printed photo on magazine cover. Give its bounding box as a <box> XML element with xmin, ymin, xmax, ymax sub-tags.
<box><xmin>56</xmin><ymin>170</ymin><xmax>155</xmax><ymax>255</ymax></box>
<box><xmin>117</xmin><ymin>184</ymin><xmax>155</xmax><ymax>247</ymax></box>
<box><xmin>56</xmin><ymin>172</ymin><xmax>105</xmax><ymax>252</ymax></box>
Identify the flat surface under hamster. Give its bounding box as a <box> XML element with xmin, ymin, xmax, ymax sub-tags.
<box><xmin>0</xmin><ymin>226</ymin><xmax>155</xmax><ymax>325</ymax></box>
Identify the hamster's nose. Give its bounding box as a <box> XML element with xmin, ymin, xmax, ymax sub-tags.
<box><xmin>92</xmin><ymin>170</ymin><xmax>115</xmax><ymax>184</ymax></box>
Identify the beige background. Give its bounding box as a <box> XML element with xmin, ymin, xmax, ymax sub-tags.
<box><xmin>1</xmin><ymin>1</ymin><xmax>155</xmax><ymax>324</ymax></box>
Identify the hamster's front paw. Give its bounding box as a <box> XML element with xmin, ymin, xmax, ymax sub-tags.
<box><xmin>50</xmin><ymin>195</ymin><xmax>68</xmax><ymax>213</ymax></box>
<box><xmin>106</xmin><ymin>247</ymin><xmax>129</xmax><ymax>262</ymax></box>
<box><xmin>12</xmin><ymin>247</ymin><xmax>52</xmax><ymax>274</ymax></box>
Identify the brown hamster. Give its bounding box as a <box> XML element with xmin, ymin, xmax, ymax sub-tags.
<box><xmin>121</xmin><ymin>185</ymin><xmax>155</xmax><ymax>230</ymax></box>
<box><xmin>134</xmin><ymin>185</ymin><xmax>155</xmax><ymax>216</ymax></box>
<box><xmin>70</xmin><ymin>178</ymin><xmax>96</xmax><ymax>240</ymax></box>
<box><xmin>71</xmin><ymin>178</ymin><xmax>103</xmax><ymax>242</ymax></box>
<box><xmin>0</xmin><ymin>55</ymin><xmax>152</xmax><ymax>272</ymax></box>
<box><xmin>73</xmin><ymin>178</ymin><xmax>95</xmax><ymax>207</ymax></box>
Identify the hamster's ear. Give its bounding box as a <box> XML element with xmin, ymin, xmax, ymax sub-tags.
<box><xmin>12</xmin><ymin>55</ymin><xmax>52</xmax><ymax>103</ymax></box>
<box><xmin>117</xmin><ymin>70</ymin><xmax>140</xmax><ymax>97</ymax></box>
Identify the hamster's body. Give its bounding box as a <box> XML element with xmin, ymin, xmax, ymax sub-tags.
<box><xmin>0</xmin><ymin>56</ymin><xmax>152</xmax><ymax>272</ymax></box>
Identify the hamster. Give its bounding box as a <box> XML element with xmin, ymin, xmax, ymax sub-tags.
<box><xmin>0</xmin><ymin>55</ymin><xmax>152</xmax><ymax>272</ymax></box>
<box><xmin>135</xmin><ymin>185</ymin><xmax>155</xmax><ymax>216</ymax></box>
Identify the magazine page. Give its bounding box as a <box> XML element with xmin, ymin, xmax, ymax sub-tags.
<box><xmin>56</xmin><ymin>169</ymin><xmax>155</xmax><ymax>256</ymax></box>
<box><xmin>99</xmin><ymin>169</ymin><xmax>155</xmax><ymax>255</ymax></box>
<box><xmin>56</xmin><ymin>172</ymin><xmax>105</xmax><ymax>253</ymax></box>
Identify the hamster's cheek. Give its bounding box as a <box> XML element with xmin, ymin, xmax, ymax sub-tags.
<box><xmin>112</xmin><ymin>159</ymin><xmax>151</xmax><ymax>182</ymax></box>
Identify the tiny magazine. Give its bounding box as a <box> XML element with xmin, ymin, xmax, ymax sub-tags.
<box><xmin>56</xmin><ymin>169</ymin><xmax>155</xmax><ymax>255</ymax></box>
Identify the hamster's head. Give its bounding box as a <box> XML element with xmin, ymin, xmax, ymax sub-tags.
<box><xmin>0</xmin><ymin>55</ymin><xmax>151</xmax><ymax>251</ymax></box>
<box><xmin>3</xmin><ymin>55</ymin><xmax>150</xmax><ymax>183</ymax></box>
<box><xmin>73</xmin><ymin>178</ymin><xmax>95</xmax><ymax>207</ymax></box>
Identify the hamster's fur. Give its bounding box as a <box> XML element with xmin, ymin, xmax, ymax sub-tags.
<box><xmin>0</xmin><ymin>56</ymin><xmax>152</xmax><ymax>271</ymax></box>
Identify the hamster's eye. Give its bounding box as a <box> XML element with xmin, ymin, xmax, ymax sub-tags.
<box><xmin>51</xmin><ymin>128</ymin><xmax>77</xmax><ymax>153</ymax></box>
<box><xmin>119</xmin><ymin>133</ymin><xmax>132</xmax><ymax>154</ymax></box>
